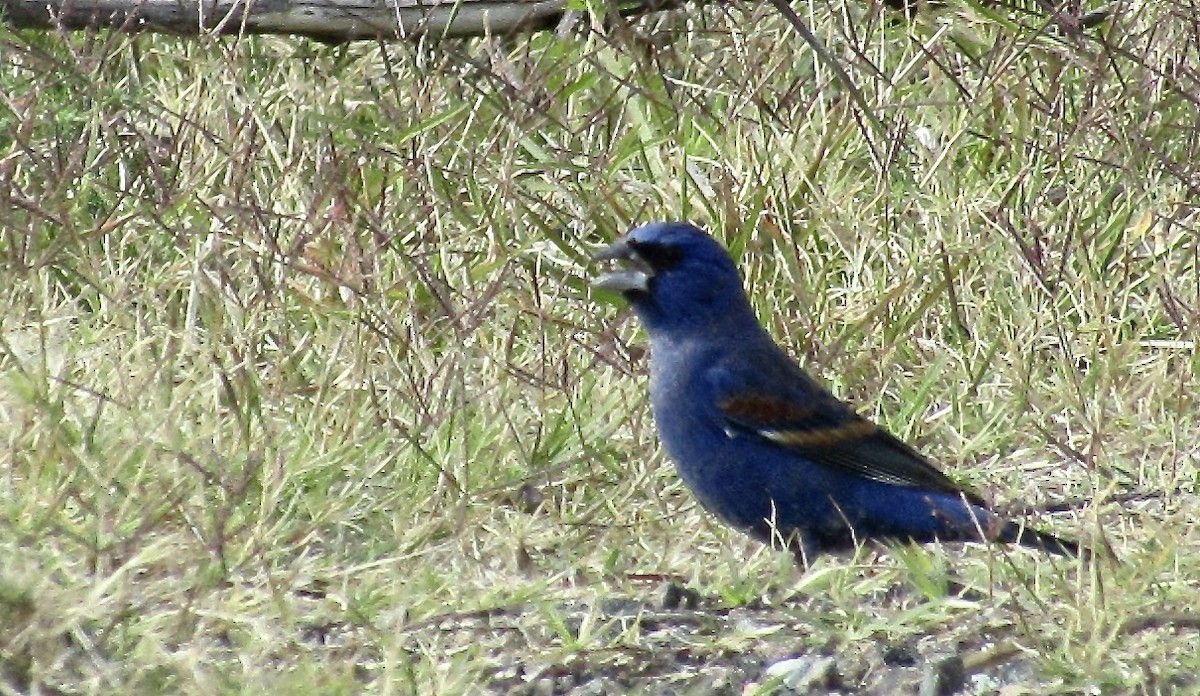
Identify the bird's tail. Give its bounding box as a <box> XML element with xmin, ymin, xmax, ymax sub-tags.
<box><xmin>996</xmin><ymin>522</ymin><xmax>1086</xmax><ymax>559</ymax></box>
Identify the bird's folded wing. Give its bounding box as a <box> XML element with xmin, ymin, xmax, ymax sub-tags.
<box><xmin>716</xmin><ymin>390</ymin><xmax>986</xmax><ymax>507</ymax></box>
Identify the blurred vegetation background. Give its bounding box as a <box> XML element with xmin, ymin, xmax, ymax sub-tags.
<box><xmin>1</xmin><ymin>1</ymin><xmax>1197</xmax><ymax>693</ymax></box>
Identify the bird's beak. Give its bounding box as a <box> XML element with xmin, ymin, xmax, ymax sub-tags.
<box><xmin>591</xmin><ymin>237</ymin><xmax>651</xmax><ymax>294</ymax></box>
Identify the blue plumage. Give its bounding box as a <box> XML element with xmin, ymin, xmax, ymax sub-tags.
<box><xmin>593</xmin><ymin>222</ymin><xmax>1080</xmax><ymax>562</ymax></box>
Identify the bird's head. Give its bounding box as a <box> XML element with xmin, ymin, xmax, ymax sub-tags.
<box><xmin>592</xmin><ymin>222</ymin><xmax>757</xmax><ymax>337</ymax></box>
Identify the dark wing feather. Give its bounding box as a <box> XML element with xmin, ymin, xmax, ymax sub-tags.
<box><xmin>719</xmin><ymin>393</ymin><xmax>987</xmax><ymax>508</ymax></box>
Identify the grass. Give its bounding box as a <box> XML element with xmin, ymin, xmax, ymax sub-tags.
<box><xmin>1</xmin><ymin>0</ymin><xmax>1198</xmax><ymax>692</ymax></box>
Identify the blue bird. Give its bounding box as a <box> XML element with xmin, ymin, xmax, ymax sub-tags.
<box><xmin>593</xmin><ymin>222</ymin><xmax>1081</xmax><ymax>562</ymax></box>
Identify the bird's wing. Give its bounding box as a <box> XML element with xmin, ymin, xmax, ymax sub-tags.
<box><xmin>711</xmin><ymin>360</ymin><xmax>987</xmax><ymax>507</ymax></box>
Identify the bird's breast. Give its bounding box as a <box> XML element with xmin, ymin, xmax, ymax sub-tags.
<box><xmin>648</xmin><ymin>343</ymin><xmax>735</xmax><ymax>471</ymax></box>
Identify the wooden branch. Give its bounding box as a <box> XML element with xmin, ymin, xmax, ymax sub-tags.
<box><xmin>0</xmin><ymin>0</ymin><xmax>672</xmax><ymax>41</ymax></box>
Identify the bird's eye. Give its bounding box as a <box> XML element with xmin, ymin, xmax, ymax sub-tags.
<box><xmin>628</xmin><ymin>240</ymin><xmax>685</xmax><ymax>271</ymax></box>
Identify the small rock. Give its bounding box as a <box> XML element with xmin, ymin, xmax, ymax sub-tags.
<box><xmin>871</xmin><ymin>667</ymin><xmax>920</xmax><ymax>694</ymax></box>
<box><xmin>764</xmin><ymin>655</ymin><xmax>838</xmax><ymax>692</ymax></box>
<box><xmin>531</xmin><ymin>677</ymin><xmax>556</xmax><ymax>696</ymax></box>
<box><xmin>508</xmin><ymin>483</ymin><xmax>545</xmax><ymax>514</ymax></box>
<box><xmin>919</xmin><ymin>655</ymin><xmax>965</xmax><ymax>696</ymax></box>
<box><xmin>1045</xmin><ymin>186</ymin><xmax>1069</xmax><ymax>206</ymax></box>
